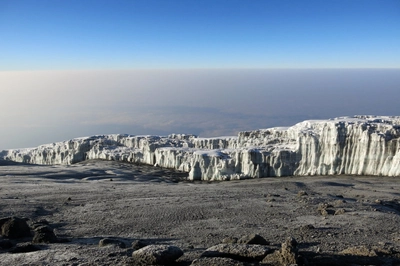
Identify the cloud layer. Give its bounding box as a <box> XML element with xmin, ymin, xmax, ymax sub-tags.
<box><xmin>1</xmin><ymin>69</ymin><xmax>399</xmax><ymax>149</ymax></box>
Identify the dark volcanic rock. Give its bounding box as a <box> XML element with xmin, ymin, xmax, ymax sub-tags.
<box><xmin>0</xmin><ymin>217</ymin><xmax>31</xmax><ymax>239</ymax></box>
<box><xmin>237</xmin><ymin>234</ymin><xmax>269</xmax><ymax>245</ymax></box>
<box><xmin>98</xmin><ymin>238</ymin><xmax>126</xmax><ymax>248</ymax></box>
<box><xmin>32</xmin><ymin>225</ymin><xmax>58</xmax><ymax>243</ymax></box>
<box><xmin>132</xmin><ymin>244</ymin><xmax>183</xmax><ymax>265</ymax></box>
<box><xmin>9</xmin><ymin>242</ymin><xmax>41</xmax><ymax>253</ymax></box>
<box><xmin>0</xmin><ymin>239</ymin><xmax>13</xmax><ymax>249</ymax></box>
<box><xmin>0</xmin><ymin>217</ymin><xmax>9</xmax><ymax>228</ymax></box>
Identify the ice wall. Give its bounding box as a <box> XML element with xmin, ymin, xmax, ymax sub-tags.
<box><xmin>1</xmin><ymin>116</ymin><xmax>400</xmax><ymax>180</ymax></box>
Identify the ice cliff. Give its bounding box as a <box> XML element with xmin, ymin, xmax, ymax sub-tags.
<box><xmin>1</xmin><ymin>115</ymin><xmax>400</xmax><ymax>180</ymax></box>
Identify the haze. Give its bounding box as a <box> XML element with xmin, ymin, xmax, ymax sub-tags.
<box><xmin>1</xmin><ymin>69</ymin><xmax>399</xmax><ymax>150</ymax></box>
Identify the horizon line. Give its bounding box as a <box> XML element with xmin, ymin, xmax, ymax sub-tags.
<box><xmin>1</xmin><ymin>67</ymin><xmax>400</xmax><ymax>73</ymax></box>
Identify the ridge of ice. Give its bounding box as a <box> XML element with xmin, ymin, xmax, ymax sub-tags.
<box><xmin>1</xmin><ymin>115</ymin><xmax>400</xmax><ymax>180</ymax></box>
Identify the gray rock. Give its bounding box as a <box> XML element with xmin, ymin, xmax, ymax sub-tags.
<box><xmin>262</xmin><ymin>237</ymin><xmax>301</xmax><ymax>265</ymax></box>
<box><xmin>317</xmin><ymin>204</ymin><xmax>335</xmax><ymax>216</ymax></box>
<box><xmin>0</xmin><ymin>217</ymin><xmax>31</xmax><ymax>239</ymax></box>
<box><xmin>332</xmin><ymin>199</ymin><xmax>347</xmax><ymax>207</ymax></box>
<box><xmin>222</xmin><ymin>236</ymin><xmax>238</xmax><ymax>244</ymax></box>
<box><xmin>340</xmin><ymin>246</ymin><xmax>377</xmax><ymax>257</ymax></box>
<box><xmin>237</xmin><ymin>234</ymin><xmax>269</xmax><ymax>245</ymax></box>
<box><xmin>201</xmin><ymin>243</ymin><xmax>271</xmax><ymax>261</ymax></box>
<box><xmin>32</xmin><ymin>225</ymin><xmax>58</xmax><ymax>243</ymax></box>
<box><xmin>191</xmin><ymin>257</ymin><xmax>246</xmax><ymax>266</ymax></box>
<box><xmin>334</xmin><ymin>208</ymin><xmax>346</xmax><ymax>215</ymax></box>
<box><xmin>99</xmin><ymin>238</ymin><xmax>126</xmax><ymax>248</ymax></box>
<box><xmin>280</xmin><ymin>237</ymin><xmax>298</xmax><ymax>264</ymax></box>
<box><xmin>132</xmin><ymin>244</ymin><xmax>183</xmax><ymax>265</ymax></box>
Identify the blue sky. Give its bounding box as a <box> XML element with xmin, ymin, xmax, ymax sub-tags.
<box><xmin>1</xmin><ymin>0</ymin><xmax>399</xmax><ymax>70</ymax></box>
<box><xmin>0</xmin><ymin>1</ymin><xmax>399</xmax><ymax>150</ymax></box>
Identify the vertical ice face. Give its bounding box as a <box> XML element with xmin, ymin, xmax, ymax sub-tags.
<box><xmin>1</xmin><ymin>116</ymin><xmax>400</xmax><ymax>180</ymax></box>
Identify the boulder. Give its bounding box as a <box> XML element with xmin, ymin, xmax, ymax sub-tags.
<box><xmin>237</xmin><ymin>234</ymin><xmax>269</xmax><ymax>245</ymax></box>
<box><xmin>201</xmin><ymin>243</ymin><xmax>271</xmax><ymax>261</ymax></box>
<box><xmin>280</xmin><ymin>237</ymin><xmax>299</xmax><ymax>264</ymax></box>
<box><xmin>262</xmin><ymin>237</ymin><xmax>302</xmax><ymax>265</ymax></box>
<box><xmin>0</xmin><ymin>217</ymin><xmax>31</xmax><ymax>239</ymax></box>
<box><xmin>132</xmin><ymin>244</ymin><xmax>183</xmax><ymax>265</ymax></box>
<box><xmin>32</xmin><ymin>225</ymin><xmax>58</xmax><ymax>243</ymax></box>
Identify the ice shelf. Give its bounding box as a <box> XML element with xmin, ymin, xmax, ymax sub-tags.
<box><xmin>1</xmin><ymin>116</ymin><xmax>400</xmax><ymax>180</ymax></box>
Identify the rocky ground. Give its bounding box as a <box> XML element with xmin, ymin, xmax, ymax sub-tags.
<box><xmin>0</xmin><ymin>159</ymin><xmax>399</xmax><ymax>265</ymax></box>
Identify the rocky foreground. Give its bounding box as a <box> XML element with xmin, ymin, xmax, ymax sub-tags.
<box><xmin>0</xmin><ymin>160</ymin><xmax>399</xmax><ymax>265</ymax></box>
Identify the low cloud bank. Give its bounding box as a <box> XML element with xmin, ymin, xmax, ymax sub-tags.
<box><xmin>1</xmin><ymin>69</ymin><xmax>399</xmax><ymax>149</ymax></box>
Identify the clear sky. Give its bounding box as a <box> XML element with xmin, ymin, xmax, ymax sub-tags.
<box><xmin>0</xmin><ymin>1</ymin><xmax>399</xmax><ymax>150</ymax></box>
<box><xmin>1</xmin><ymin>0</ymin><xmax>399</xmax><ymax>70</ymax></box>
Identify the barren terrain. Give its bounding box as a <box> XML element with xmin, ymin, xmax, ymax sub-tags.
<box><xmin>0</xmin><ymin>159</ymin><xmax>399</xmax><ymax>265</ymax></box>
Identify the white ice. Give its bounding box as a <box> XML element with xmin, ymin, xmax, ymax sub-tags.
<box><xmin>1</xmin><ymin>115</ymin><xmax>400</xmax><ymax>180</ymax></box>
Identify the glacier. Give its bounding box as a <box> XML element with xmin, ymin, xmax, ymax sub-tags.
<box><xmin>1</xmin><ymin>115</ymin><xmax>400</xmax><ymax>180</ymax></box>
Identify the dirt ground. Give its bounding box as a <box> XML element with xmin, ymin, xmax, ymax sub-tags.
<box><xmin>0</xmin><ymin>159</ymin><xmax>399</xmax><ymax>265</ymax></box>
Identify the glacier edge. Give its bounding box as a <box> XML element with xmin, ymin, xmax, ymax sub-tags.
<box><xmin>1</xmin><ymin>115</ymin><xmax>400</xmax><ymax>180</ymax></box>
